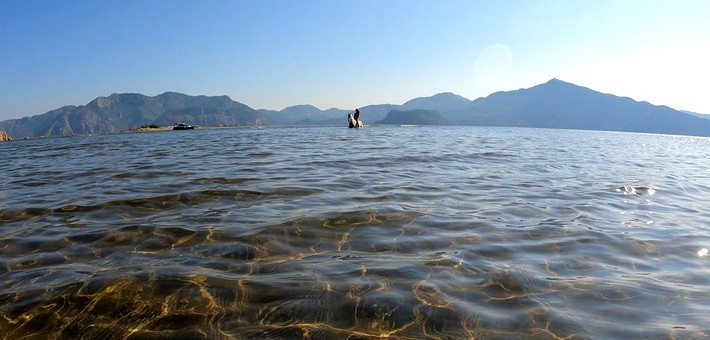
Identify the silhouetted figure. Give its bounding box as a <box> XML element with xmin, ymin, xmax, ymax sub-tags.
<box><xmin>348</xmin><ymin>108</ymin><xmax>363</xmax><ymax>128</ymax></box>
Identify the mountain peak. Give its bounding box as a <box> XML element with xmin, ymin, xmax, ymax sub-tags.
<box><xmin>402</xmin><ymin>92</ymin><xmax>471</xmax><ymax>110</ymax></box>
<box><xmin>527</xmin><ymin>78</ymin><xmax>590</xmax><ymax>94</ymax></box>
<box><xmin>544</xmin><ymin>78</ymin><xmax>575</xmax><ymax>86</ymax></box>
<box><xmin>432</xmin><ymin>91</ymin><xmax>463</xmax><ymax>97</ymax></box>
<box><xmin>90</xmin><ymin>93</ymin><xmax>146</xmax><ymax>108</ymax></box>
<box><xmin>157</xmin><ymin>91</ymin><xmax>189</xmax><ymax>98</ymax></box>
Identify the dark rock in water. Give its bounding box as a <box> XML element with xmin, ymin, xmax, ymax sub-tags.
<box><xmin>0</xmin><ymin>130</ymin><xmax>11</xmax><ymax>141</ymax></box>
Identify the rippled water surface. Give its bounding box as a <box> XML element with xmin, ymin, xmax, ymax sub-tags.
<box><xmin>1</xmin><ymin>126</ymin><xmax>709</xmax><ymax>339</ymax></box>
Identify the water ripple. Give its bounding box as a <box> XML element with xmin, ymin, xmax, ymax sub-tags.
<box><xmin>1</xmin><ymin>126</ymin><xmax>709</xmax><ymax>338</ymax></box>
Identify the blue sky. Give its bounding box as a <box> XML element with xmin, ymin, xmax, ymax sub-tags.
<box><xmin>1</xmin><ymin>0</ymin><xmax>708</xmax><ymax>120</ymax></box>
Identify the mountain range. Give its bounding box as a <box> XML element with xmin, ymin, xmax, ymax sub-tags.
<box><xmin>2</xmin><ymin>79</ymin><xmax>710</xmax><ymax>138</ymax></box>
<box><xmin>375</xmin><ymin>109</ymin><xmax>449</xmax><ymax>125</ymax></box>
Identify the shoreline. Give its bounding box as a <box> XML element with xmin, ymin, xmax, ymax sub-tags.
<box><xmin>7</xmin><ymin>124</ymin><xmax>709</xmax><ymax>142</ymax></box>
<box><xmin>4</xmin><ymin>124</ymin><xmax>347</xmax><ymax>141</ymax></box>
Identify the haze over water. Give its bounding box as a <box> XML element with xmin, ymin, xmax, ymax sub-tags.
<box><xmin>1</xmin><ymin>126</ymin><xmax>709</xmax><ymax>339</ymax></box>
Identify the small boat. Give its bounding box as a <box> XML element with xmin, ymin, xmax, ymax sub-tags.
<box><xmin>173</xmin><ymin>123</ymin><xmax>195</xmax><ymax>130</ymax></box>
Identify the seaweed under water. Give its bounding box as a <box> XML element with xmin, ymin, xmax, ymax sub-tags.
<box><xmin>1</xmin><ymin>126</ymin><xmax>708</xmax><ymax>339</ymax></box>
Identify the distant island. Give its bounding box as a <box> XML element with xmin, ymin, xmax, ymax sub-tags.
<box><xmin>2</xmin><ymin>79</ymin><xmax>710</xmax><ymax>138</ymax></box>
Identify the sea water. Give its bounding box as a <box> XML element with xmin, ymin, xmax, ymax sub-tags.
<box><xmin>1</xmin><ymin>126</ymin><xmax>709</xmax><ymax>338</ymax></box>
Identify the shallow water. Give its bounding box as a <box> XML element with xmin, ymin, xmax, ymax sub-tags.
<box><xmin>1</xmin><ymin>126</ymin><xmax>709</xmax><ymax>339</ymax></box>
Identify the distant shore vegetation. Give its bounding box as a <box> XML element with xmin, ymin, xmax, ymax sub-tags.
<box><xmin>119</xmin><ymin>124</ymin><xmax>171</xmax><ymax>133</ymax></box>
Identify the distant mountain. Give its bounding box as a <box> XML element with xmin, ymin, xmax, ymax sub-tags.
<box><xmin>0</xmin><ymin>92</ymin><xmax>266</xmax><ymax>138</ymax></box>
<box><xmin>257</xmin><ymin>105</ymin><xmax>350</xmax><ymax>126</ymax></box>
<box><xmin>3</xmin><ymin>79</ymin><xmax>710</xmax><ymax>138</ymax></box>
<box><xmin>448</xmin><ymin>79</ymin><xmax>710</xmax><ymax>136</ymax></box>
<box><xmin>681</xmin><ymin>110</ymin><xmax>710</xmax><ymax>120</ymax></box>
<box><xmin>375</xmin><ymin>109</ymin><xmax>449</xmax><ymax>125</ymax></box>
<box><xmin>401</xmin><ymin>92</ymin><xmax>471</xmax><ymax>112</ymax></box>
<box><xmin>356</xmin><ymin>104</ymin><xmax>399</xmax><ymax>123</ymax></box>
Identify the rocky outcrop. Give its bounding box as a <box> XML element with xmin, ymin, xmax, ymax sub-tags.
<box><xmin>0</xmin><ymin>130</ymin><xmax>11</xmax><ymax>141</ymax></box>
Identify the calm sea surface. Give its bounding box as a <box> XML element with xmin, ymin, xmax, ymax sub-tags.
<box><xmin>1</xmin><ymin>126</ymin><xmax>709</xmax><ymax>339</ymax></box>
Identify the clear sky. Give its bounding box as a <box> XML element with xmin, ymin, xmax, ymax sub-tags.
<box><xmin>1</xmin><ymin>0</ymin><xmax>708</xmax><ymax>120</ymax></box>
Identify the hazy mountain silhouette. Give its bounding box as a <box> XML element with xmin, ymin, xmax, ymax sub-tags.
<box><xmin>3</xmin><ymin>79</ymin><xmax>710</xmax><ymax>138</ymax></box>
<box><xmin>681</xmin><ymin>110</ymin><xmax>710</xmax><ymax>120</ymax></box>
<box><xmin>449</xmin><ymin>79</ymin><xmax>710</xmax><ymax>136</ymax></box>
<box><xmin>375</xmin><ymin>109</ymin><xmax>449</xmax><ymax>125</ymax></box>
<box><xmin>257</xmin><ymin>105</ymin><xmax>350</xmax><ymax>126</ymax></box>
<box><xmin>402</xmin><ymin>92</ymin><xmax>471</xmax><ymax>111</ymax></box>
<box><xmin>0</xmin><ymin>92</ymin><xmax>264</xmax><ymax>137</ymax></box>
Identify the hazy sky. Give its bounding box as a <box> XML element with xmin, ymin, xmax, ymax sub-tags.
<box><xmin>1</xmin><ymin>0</ymin><xmax>708</xmax><ymax>120</ymax></box>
